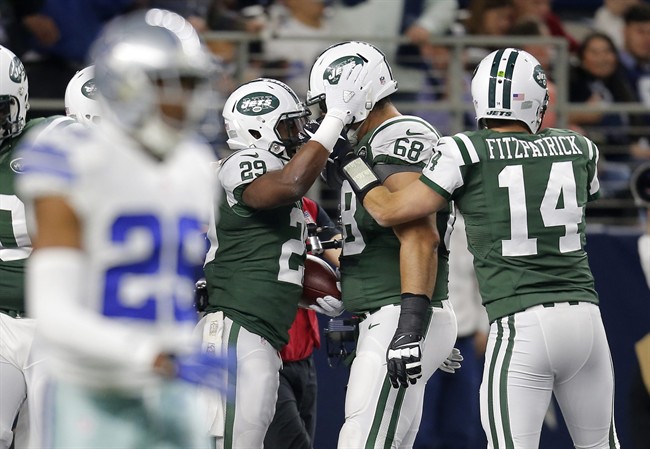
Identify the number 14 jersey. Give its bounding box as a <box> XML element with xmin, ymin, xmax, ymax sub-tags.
<box><xmin>421</xmin><ymin>128</ymin><xmax>601</xmax><ymax>322</ymax></box>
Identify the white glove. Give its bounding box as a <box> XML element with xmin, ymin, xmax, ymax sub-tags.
<box><xmin>439</xmin><ymin>347</ymin><xmax>463</xmax><ymax>374</ymax></box>
<box><xmin>309</xmin><ymin>295</ymin><xmax>345</xmax><ymax>317</ymax></box>
<box><xmin>324</xmin><ymin>62</ymin><xmax>371</xmax><ymax>125</ymax></box>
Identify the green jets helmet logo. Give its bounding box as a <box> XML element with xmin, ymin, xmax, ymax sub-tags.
<box><xmin>10</xmin><ymin>158</ymin><xmax>24</xmax><ymax>174</ymax></box>
<box><xmin>236</xmin><ymin>92</ymin><xmax>280</xmax><ymax>116</ymax></box>
<box><xmin>533</xmin><ymin>65</ymin><xmax>547</xmax><ymax>89</ymax></box>
<box><xmin>82</xmin><ymin>79</ymin><xmax>98</xmax><ymax>100</ymax></box>
<box><xmin>324</xmin><ymin>56</ymin><xmax>364</xmax><ymax>85</ymax></box>
<box><xmin>9</xmin><ymin>56</ymin><xmax>25</xmax><ymax>83</ymax></box>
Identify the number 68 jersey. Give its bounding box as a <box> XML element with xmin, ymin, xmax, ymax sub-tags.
<box><xmin>421</xmin><ymin>127</ymin><xmax>601</xmax><ymax>322</ymax></box>
<box><xmin>16</xmin><ymin>123</ymin><xmax>217</xmax><ymax>388</ymax></box>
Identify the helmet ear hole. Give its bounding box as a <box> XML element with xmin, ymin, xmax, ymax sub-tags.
<box><xmin>249</xmin><ymin>130</ymin><xmax>262</xmax><ymax>140</ymax></box>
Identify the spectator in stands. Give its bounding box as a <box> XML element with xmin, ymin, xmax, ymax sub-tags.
<box><xmin>620</xmin><ymin>3</ymin><xmax>650</xmax><ymax>109</ymax></box>
<box><xmin>454</xmin><ymin>0</ymin><xmax>515</xmax><ymax>69</ymax></box>
<box><xmin>327</xmin><ymin>0</ymin><xmax>459</xmax><ymax>106</ymax></box>
<box><xmin>511</xmin><ymin>0</ymin><xmax>579</xmax><ymax>53</ymax></box>
<box><xmin>12</xmin><ymin>0</ymin><xmax>136</xmax><ymax>117</ymax></box>
<box><xmin>508</xmin><ymin>18</ymin><xmax>558</xmax><ymax>128</ymax></box>
<box><xmin>616</xmin><ymin>4</ymin><xmax>650</xmax><ymax>162</ymax></box>
<box><xmin>569</xmin><ymin>32</ymin><xmax>641</xmax><ymax>160</ymax></box>
<box><xmin>569</xmin><ymin>32</ymin><xmax>642</xmax><ymax>197</ymax></box>
<box><xmin>264</xmin><ymin>0</ymin><xmax>334</xmax><ymax>96</ymax></box>
<box><xmin>593</xmin><ymin>0</ymin><xmax>639</xmax><ymax>50</ymax></box>
<box><xmin>204</xmin><ymin>1</ymin><xmax>271</xmax><ymax>83</ymax></box>
<box><xmin>139</xmin><ymin>0</ymin><xmax>213</xmax><ymax>32</ymax></box>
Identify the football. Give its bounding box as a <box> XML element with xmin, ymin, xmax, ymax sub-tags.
<box><xmin>300</xmin><ymin>254</ymin><xmax>340</xmax><ymax>308</ymax></box>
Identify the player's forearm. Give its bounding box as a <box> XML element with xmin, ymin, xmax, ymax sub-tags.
<box><xmin>243</xmin><ymin>145</ymin><xmax>330</xmax><ymax>209</ymax></box>
<box><xmin>28</xmin><ymin>248</ymin><xmax>163</xmax><ymax>372</ymax></box>
<box><xmin>395</xmin><ymin>219</ymin><xmax>439</xmax><ymax>297</ymax></box>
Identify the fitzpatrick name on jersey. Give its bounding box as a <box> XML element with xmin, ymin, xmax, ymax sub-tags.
<box><xmin>485</xmin><ymin>133</ymin><xmax>587</xmax><ymax>160</ymax></box>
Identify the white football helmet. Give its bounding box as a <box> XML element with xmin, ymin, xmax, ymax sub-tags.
<box><xmin>471</xmin><ymin>48</ymin><xmax>549</xmax><ymax>133</ymax></box>
<box><xmin>65</xmin><ymin>65</ymin><xmax>101</xmax><ymax>126</ymax></box>
<box><xmin>306</xmin><ymin>41</ymin><xmax>398</xmax><ymax>125</ymax></box>
<box><xmin>0</xmin><ymin>45</ymin><xmax>29</xmax><ymax>142</ymax></box>
<box><xmin>222</xmin><ymin>78</ymin><xmax>309</xmax><ymax>161</ymax></box>
<box><xmin>90</xmin><ymin>8</ymin><xmax>217</xmax><ymax>158</ymax></box>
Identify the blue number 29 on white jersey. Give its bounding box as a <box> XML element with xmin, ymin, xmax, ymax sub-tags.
<box><xmin>103</xmin><ymin>213</ymin><xmax>203</xmax><ymax>323</ymax></box>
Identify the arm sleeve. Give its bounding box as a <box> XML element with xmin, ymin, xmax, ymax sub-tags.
<box><xmin>28</xmin><ymin>248</ymin><xmax>162</xmax><ymax>372</ymax></box>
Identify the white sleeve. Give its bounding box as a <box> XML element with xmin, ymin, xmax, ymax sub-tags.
<box><xmin>27</xmin><ymin>248</ymin><xmax>162</xmax><ymax>373</ymax></box>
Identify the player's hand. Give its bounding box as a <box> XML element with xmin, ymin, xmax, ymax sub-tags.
<box><xmin>387</xmin><ymin>332</ymin><xmax>423</xmax><ymax>388</ymax></box>
<box><xmin>324</xmin><ymin>62</ymin><xmax>370</xmax><ymax>125</ymax></box>
<box><xmin>439</xmin><ymin>347</ymin><xmax>463</xmax><ymax>374</ymax></box>
<box><xmin>386</xmin><ymin>293</ymin><xmax>429</xmax><ymax>389</ymax></box>
<box><xmin>194</xmin><ymin>278</ymin><xmax>208</xmax><ymax>312</ymax></box>
<box><xmin>304</xmin><ymin>119</ymin><xmax>355</xmax><ymax>190</ymax></box>
<box><xmin>309</xmin><ymin>295</ymin><xmax>345</xmax><ymax>317</ymax></box>
<box><xmin>174</xmin><ymin>351</ymin><xmax>228</xmax><ymax>391</ymax></box>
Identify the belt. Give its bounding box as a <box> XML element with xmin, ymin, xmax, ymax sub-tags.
<box><xmin>357</xmin><ymin>299</ymin><xmax>446</xmax><ymax>322</ymax></box>
<box><xmin>525</xmin><ymin>301</ymin><xmax>582</xmax><ymax>313</ymax></box>
<box><xmin>542</xmin><ymin>301</ymin><xmax>580</xmax><ymax>308</ymax></box>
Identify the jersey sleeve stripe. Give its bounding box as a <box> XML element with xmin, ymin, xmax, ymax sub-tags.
<box><xmin>20</xmin><ymin>145</ymin><xmax>73</xmax><ymax>180</ymax></box>
<box><xmin>456</xmin><ymin>133</ymin><xmax>480</xmax><ymax>163</ymax></box>
<box><xmin>585</xmin><ymin>136</ymin><xmax>594</xmax><ymax>160</ymax></box>
<box><xmin>419</xmin><ymin>174</ymin><xmax>452</xmax><ymax>201</ymax></box>
<box><xmin>373</xmin><ymin>154</ymin><xmax>426</xmax><ymax>168</ymax></box>
<box><xmin>451</xmin><ymin>135</ymin><xmax>473</xmax><ymax>166</ymax></box>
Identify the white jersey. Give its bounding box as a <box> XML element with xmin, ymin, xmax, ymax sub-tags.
<box><xmin>16</xmin><ymin>123</ymin><xmax>217</xmax><ymax>389</ymax></box>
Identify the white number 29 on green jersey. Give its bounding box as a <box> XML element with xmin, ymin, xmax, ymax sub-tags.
<box><xmin>499</xmin><ymin>161</ymin><xmax>582</xmax><ymax>257</ymax></box>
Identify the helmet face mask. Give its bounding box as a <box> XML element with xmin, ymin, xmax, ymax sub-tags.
<box><xmin>306</xmin><ymin>41</ymin><xmax>398</xmax><ymax>125</ymax></box>
<box><xmin>223</xmin><ymin>78</ymin><xmax>310</xmax><ymax>161</ymax></box>
<box><xmin>90</xmin><ymin>8</ymin><xmax>217</xmax><ymax>158</ymax></box>
<box><xmin>471</xmin><ymin>48</ymin><xmax>549</xmax><ymax>133</ymax></box>
<box><xmin>0</xmin><ymin>46</ymin><xmax>29</xmax><ymax>142</ymax></box>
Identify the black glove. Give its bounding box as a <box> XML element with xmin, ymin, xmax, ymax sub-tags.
<box><xmin>386</xmin><ymin>293</ymin><xmax>429</xmax><ymax>389</ymax></box>
<box><xmin>194</xmin><ymin>278</ymin><xmax>208</xmax><ymax>312</ymax></box>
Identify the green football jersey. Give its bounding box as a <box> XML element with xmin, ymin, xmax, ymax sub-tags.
<box><xmin>0</xmin><ymin>116</ymin><xmax>77</xmax><ymax>314</ymax></box>
<box><xmin>340</xmin><ymin>115</ymin><xmax>450</xmax><ymax>314</ymax></box>
<box><xmin>420</xmin><ymin>128</ymin><xmax>601</xmax><ymax>322</ymax></box>
<box><xmin>203</xmin><ymin>149</ymin><xmax>305</xmax><ymax>350</ymax></box>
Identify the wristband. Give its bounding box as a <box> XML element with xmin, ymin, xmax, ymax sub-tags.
<box><xmin>340</xmin><ymin>156</ymin><xmax>381</xmax><ymax>202</ymax></box>
<box><xmin>311</xmin><ymin>114</ymin><xmax>344</xmax><ymax>154</ymax></box>
<box><xmin>396</xmin><ymin>293</ymin><xmax>430</xmax><ymax>336</ymax></box>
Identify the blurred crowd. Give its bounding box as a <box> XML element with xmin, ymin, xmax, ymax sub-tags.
<box><xmin>1</xmin><ymin>0</ymin><xmax>649</xmax><ymax>220</ymax></box>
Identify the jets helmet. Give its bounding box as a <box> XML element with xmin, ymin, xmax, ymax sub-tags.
<box><xmin>0</xmin><ymin>45</ymin><xmax>29</xmax><ymax>142</ymax></box>
<box><xmin>90</xmin><ymin>8</ymin><xmax>217</xmax><ymax>158</ymax></box>
<box><xmin>471</xmin><ymin>48</ymin><xmax>549</xmax><ymax>133</ymax></box>
<box><xmin>306</xmin><ymin>41</ymin><xmax>398</xmax><ymax>125</ymax></box>
<box><xmin>222</xmin><ymin>78</ymin><xmax>309</xmax><ymax>160</ymax></box>
<box><xmin>65</xmin><ymin>65</ymin><xmax>101</xmax><ymax>126</ymax></box>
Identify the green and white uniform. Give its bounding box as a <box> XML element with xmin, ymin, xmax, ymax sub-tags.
<box><xmin>0</xmin><ymin>116</ymin><xmax>80</xmax><ymax>449</ymax></box>
<box><xmin>201</xmin><ymin>148</ymin><xmax>306</xmax><ymax>448</ymax></box>
<box><xmin>338</xmin><ymin>116</ymin><xmax>457</xmax><ymax>449</ymax></box>
<box><xmin>421</xmin><ymin>128</ymin><xmax>618</xmax><ymax>448</ymax></box>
